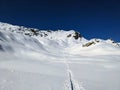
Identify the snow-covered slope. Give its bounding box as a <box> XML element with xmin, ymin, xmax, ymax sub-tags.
<box><xmin>0</xmin><ymin>22</ymin><xmax>120</xmax><ymax>90</ymax></box>
<box><xmin>0</xmin><ymin>22</ymin><xmax>120</xmax><ymax>56</ymax></box>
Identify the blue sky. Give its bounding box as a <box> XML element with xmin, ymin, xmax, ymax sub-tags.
<box><xmin>0</xmin><ymin>0</ymin><xmax>120</xmax><ymax>41</ymax></box>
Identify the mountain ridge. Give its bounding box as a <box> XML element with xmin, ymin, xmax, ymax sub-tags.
<box><xmin>0</xmin><ymin>22</ymin><xmax>120</xmax><ymax>56</ymax></box>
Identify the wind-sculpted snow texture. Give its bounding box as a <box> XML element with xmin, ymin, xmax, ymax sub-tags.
<box><xmin>0</xmin><ymin>22</ymin><xmax>120</xmax><ymax>90</ymax></box>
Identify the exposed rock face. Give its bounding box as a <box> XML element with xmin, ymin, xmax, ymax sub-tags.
<box><xmin>108</xmin><ymin>38</ymin><xmax>115</xmax><ymax>43</ymax></box>
<box><xmin>67</xmin><ymin>34</ymin><xmax>72</xmax><ymax>38</ymax></box>
<box><xmin>73</xmin><ymin>32</ymin><xmax>82</xmax><ymax>39</ymax></box>
<box><xmin>82</xmin><ymin>39</ymin><xmax>100</xmax><ymax>47</ymax></box>
<box><xmin>0</xmin><ymin>44</ymin><xmax>4</xmax><ymax>51</ymax></box>
<box><xmin>30</xmin><ymin>29</ymin><xmax>39</xmax><ymax>36</ymax></box>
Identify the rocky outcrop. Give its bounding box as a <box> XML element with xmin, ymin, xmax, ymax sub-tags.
<box><xmin>73</xmin><ymin>32</ymin><xmax>82</xmax><ymax>39</ymax></box>
<box><xmin>82</xmin><ymin>41</ymin><xmax>95</xmax><ymax>47</ymax></box>
<box><xmin>0</xmin><ymin>44</ymin><xmax>4</xmax><ymax>51</ymax></box>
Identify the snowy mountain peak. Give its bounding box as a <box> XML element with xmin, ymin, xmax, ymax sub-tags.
<box><xmin>0</xmin><ymin>22</ymin><xmax>120</xmax><ymax>56</ymax></box>
<box><xmin>0</xmin><ymin>22</ymin><xmax>85</xmax><ymax>41</ymax></box>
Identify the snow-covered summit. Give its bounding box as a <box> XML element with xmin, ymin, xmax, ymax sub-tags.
<box><xmin>0</xmin><ymin>22</ymin><xmax>120</xmax><ymax>56</ymax></box>
<box><xmin>0</xmin><ymin>22</ymin><xmax>82</xmax><ymax>39</ymax></box>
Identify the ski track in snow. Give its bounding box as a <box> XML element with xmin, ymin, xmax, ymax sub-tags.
<box><xmin>64</xmin><ymin>63</ymin><xmax>85</xmax><ymax>90</ymax></box>
<box><xmin>63</xmin><ymin>52</ymin><xmax>85</xmax><ymax>90</ymax></box>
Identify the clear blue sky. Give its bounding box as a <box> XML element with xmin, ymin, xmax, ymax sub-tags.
<box><xmin>0</xmin><ymin>0</ymin><xmax>120</xmax><ymax>41</ymax></box>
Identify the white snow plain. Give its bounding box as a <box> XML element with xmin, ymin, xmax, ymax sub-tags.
<box><xmin>0</xmin><ymin>22</ymin><xmax>120</xmax><ymax>90</ymax></box>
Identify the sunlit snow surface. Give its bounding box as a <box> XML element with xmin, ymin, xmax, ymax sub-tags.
<box><xmin>0</xmin><ymin>22</ymin><xmax>120</xmax><ymax>90</ymax></box>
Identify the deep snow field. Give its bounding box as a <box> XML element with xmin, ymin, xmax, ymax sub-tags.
<box><xmin>0</xmin><ymin>22</ymin><xmax>120</xmax><ymax>90</ymax></box>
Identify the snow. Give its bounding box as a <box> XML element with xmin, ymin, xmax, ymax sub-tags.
<box><xmin>0</xmin><ymin>22</ymin><xmax>120</xmax><ymax>90</ymax></box>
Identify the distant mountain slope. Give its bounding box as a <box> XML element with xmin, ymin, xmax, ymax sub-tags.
<box><xmin>0</xmin><ymin>22</ymin><xmax>120</xmax><ymax>56</ymax></box>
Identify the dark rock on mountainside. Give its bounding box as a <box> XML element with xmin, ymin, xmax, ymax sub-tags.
<box><xmin>30</xmin><ymin>29</ymin><xmax>39</xmax><ymax>36</ymax></box>
<box><xmin>0</xmin><ymin>44</ymin><xmax>4</xmax><ymax>51</ymax></box>
<box><xmin>82</xmin><ymin>41</ymin><xmax>95</xmax><ymax>47</ymax></box>
<box><xmin>73</xmin><ymin>32</ymin><xmax>82</xmax><ymax>39</ymax></box>
<box><xmin>67</xmin><ymin>34</ymin><xmax>72</xmax><ymax>37</ymax></box>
